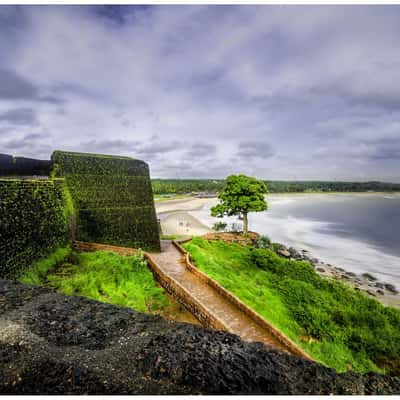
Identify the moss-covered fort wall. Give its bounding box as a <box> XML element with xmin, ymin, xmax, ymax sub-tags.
<box><xmin>0</xmin><ymin>179</ymin><xmax>72</xmax><ymax>279</ymax></box>
<box><xmin>51</xmin><ymin>151</ymin><xmax>160</xmax><ymax>251</ymax></box>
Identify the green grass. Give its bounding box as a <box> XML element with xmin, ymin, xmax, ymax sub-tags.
<box><xmin>183</xmin><ymin>237</ymin><xmax>400</xmax><ymax>374</ymax></box>
<box><xmin>19</xmin><ymin>249</ymin><xmax>170</xmax><ymax>314</ymax></box>
<box><xmin>19</xmin><ymin>247</ymin><xmax>72</xmax><ymax>285</ymax></box>
<box><xmin>160</xmin><ymin>234</ymin><xmax>186</xmax><ymax>240</ymax></box>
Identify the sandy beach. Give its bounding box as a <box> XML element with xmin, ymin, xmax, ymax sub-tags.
<box><xmin>156</xmin><ymin>197</ymin><xmax>214</xmax><ymax>237</ymax></box>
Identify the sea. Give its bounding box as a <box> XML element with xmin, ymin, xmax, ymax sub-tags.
<box><xmin>190</xmin><ymin>193</ymin><xmax>400</xmax><ymax>288</ymax></box>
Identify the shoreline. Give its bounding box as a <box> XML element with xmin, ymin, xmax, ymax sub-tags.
<box><xmin>156</xmin><ymin>196</ymin><xmax>400</xmax><ymax>308</ymax></box>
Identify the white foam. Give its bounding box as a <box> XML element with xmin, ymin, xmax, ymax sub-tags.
<box><xmin>190</xmin><ymin>201</ymin><xmax>400</xmax><ymax>288</ymax></box>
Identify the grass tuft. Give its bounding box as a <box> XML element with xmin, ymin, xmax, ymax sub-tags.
<box><xmin>19</xmin><ymin>247</ymin><xmax>72</xmax><ymax>285</ymax></box>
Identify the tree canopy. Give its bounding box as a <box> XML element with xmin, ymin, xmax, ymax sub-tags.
<box><xmin>211</xmin><ymin>174</ymin><xmax>268</xmax><ymax>235</ymax></box>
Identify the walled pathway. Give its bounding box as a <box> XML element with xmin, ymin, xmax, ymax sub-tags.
<box><xmin>74</xmin><ymin>240</ymin><xmax>310</xmax><ymax>357</ymax></box>
<box><xmin>149</xmin><ymin>240</ymin><xmax>289</xmax><ymax>352</ymax></box>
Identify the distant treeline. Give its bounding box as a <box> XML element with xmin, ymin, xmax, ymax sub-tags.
<box><xmin>152</xmin><ymin>179</ymin><xmax>400</xmax><ymax>194</ymax></box>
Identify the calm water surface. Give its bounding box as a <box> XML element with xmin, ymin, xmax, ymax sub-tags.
<box><xmin>190</xmin><ymin>193</ymin><xmax>400</xmax><ymax>288</ymax></box>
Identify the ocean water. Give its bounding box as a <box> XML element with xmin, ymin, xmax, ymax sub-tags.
<box><xmin>190</xmin><ymin>193</ymin><xmax>400</xmax><ymax>288</ymax></box>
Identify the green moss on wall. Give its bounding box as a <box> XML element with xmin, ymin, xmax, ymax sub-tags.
<box><xmin>51</xmin><ymin>150</ymin><xmax>160</xmax><ymax>251</ymax></box>
<box><xmin>0</xmin><ymin>179</ymin><xmax>72</xmax><ymax>279</ymax></box>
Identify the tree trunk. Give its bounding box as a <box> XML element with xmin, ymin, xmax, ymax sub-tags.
<box><xmin>243</xmin><ymin>212</ymin><xmax>248</xmax><ymax>237</ymax></box>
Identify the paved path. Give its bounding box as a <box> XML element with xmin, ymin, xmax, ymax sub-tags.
<box><xmin>149</xmin><ymin>241</ymin><xmax>289</xmax><ymax>352</ymax></box>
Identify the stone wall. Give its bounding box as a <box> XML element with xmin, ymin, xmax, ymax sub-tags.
<box><xmin>0</xmin><ymin>153</ymin><xmax>52</xmax><ymax>177</ymax></box>
<box><xmin>0</xmin><ymin>179</ymin><xmax>72</xmax><ymax>279</ymax></box>
<box><xmin>73</xmin><ymin>241</ymin><xmax>138</xmax><ymax>256</ymax></box>
<box><xmin>51</xmin><ymin>151</ymin><xmax>160</xmax><ymax>251</ymax></box>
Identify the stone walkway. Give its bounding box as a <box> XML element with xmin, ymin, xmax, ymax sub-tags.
<box><xmin>149</xmin><ymin>241</ymin><xmax>289</xmax><ymax>352</ymax></box>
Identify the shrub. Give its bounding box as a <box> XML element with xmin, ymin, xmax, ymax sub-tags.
<box><xmin>252</xmin><ymin>235</ymin><xmax>271</xmax><ymax>248</ymax></box>
<box><xmin>212</xmin><ymin>221</ymin><xmax>228</xmax><ymax>232</ymax></box>
<box><xmin>230</xmin><ymin>222</ymin><xmax>243</xmax><ymax>233</ymax></box>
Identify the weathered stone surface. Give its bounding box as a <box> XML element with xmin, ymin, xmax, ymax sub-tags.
<box><xmin>384</xmin><ymin>284</ymin><xmax>399</xmax><ymax>294</ymax></box>
<box><xmin>1</xmin><ymin>279</ymin><xmax>399</xmax><ymax>395</ymax></box>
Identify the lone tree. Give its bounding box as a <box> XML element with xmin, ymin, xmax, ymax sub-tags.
<box><xmin>211</xmin><ymin>174</ymin><xmax>268</xmax><ymax>236</ymax></box>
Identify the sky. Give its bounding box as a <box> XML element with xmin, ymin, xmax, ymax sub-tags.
<box><xmin>0</xmin><ymin>5</ymin><xmax>400</xmax><ymax>181</ymax></box>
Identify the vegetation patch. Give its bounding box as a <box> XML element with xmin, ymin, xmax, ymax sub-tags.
<box><xmin>19</xmin><ymin>248</ymin><xmax>173</xmax><ymax>315</ymax></box>
<box><xmin>183</xmin><ymin>237</ymin><xmax>400</xmax><ymax>374</ymax></box>
<box><xmin>152</xmin><ymin>179</ymin><xmax>400</xmax><ymax>195</ymax></box>
<box><xmin>154</xmin><ymin>194</ymin><xmax>192</xmax><ymax>203</ymax></box>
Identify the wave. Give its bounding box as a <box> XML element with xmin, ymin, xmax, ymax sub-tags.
<box><xmin>190</xmin><ymin>206</ymin><xmax>400</xmax><ymax>288</ymax></box>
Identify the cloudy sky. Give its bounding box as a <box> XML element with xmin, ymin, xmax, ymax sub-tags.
<box><xmin>1</xmin><ymin>5</ymin><xmax>400</xmax><ymax>181</ymax></box>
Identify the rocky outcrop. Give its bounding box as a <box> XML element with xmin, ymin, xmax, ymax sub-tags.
<box><xmin>1</xmin><ymin>280</ymin><xmax>399</xmax><ymax>395</ymax></box>
<box><xmin>270</xmin><ymin>243</ymin><xmax>399</xmax><ymax>304</ymax></box>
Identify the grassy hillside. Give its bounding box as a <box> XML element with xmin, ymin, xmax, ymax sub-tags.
<box><xmin>183</xmin><ymin>237</ymin><xmax>400</xmax><ymax>374</ymax></box>
<box><xmin>19</xmin><ymin>249</ymin><xmax>170</xmax><ymax>314</ymax></box>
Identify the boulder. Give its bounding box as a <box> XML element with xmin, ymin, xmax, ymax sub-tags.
<box><xmin>362</xmin><ymin>273</ymin><xmax>378</xmax><ymax>281</ymax></box>
<box><xmin>384</xmin><ymin>284</ymin><xmax>399</xmax><ymax>294</ymax></box>
<box><xmin>277</xmin><ymin>248</ymin><xmax>291</xmax><ymax>258</ymax></box>
<box><xmin>288</xmin><ymin>247</ymin><xmax>302</xmax><ymax>259</ymax></box>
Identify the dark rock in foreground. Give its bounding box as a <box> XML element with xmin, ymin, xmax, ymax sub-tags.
<box><xmin>1</xmin><ymin>280</ymin><xmax>399</xmax><ymax>395</ymax></box>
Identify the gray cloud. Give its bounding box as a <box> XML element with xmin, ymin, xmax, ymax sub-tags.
<box><xmin>185</xmin><ymin>143</ymin><xmax>217</xmax><ymax>159</ymax></box>
<box><xmin>0</xmin><ymin>108</ymin><xmax>38</xmax><ymax>126</ymax></box>
<box><xmin>1</xmin><ymin>132</ymin><xmax>51</xmax><ymax>158</ymax></box>
<box><xmin>237</xmin><ymin>142</ymin><xmax>275</xmax><ymax>159</ymax></box>
<box><xmin>0</xmin><ymin>67</ymin><xmax>63</xmax><ymax>105</ymax></box>
<box><xmin>363</xmin><ymin>137</ymin><xmax>400</xmax><ymax>160</ymax></box>
<box><xmin>79</xmin><ymin>138</ymin><xmax>182</xmax><ymax>160</ymax></box>
<box><xmin>0</xmin><ymin>68</ymin><xmax>38</xmax><ymax>100</ymax></box>
<box><xmin>0</xmin><ymin>5</ymin><xmax>399</xmax><ymax>180</ymax></box>
<box><xmin>79</xmin><ymin>139</ymin><xmax>140</xmax><ymax>154</ymax></box>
